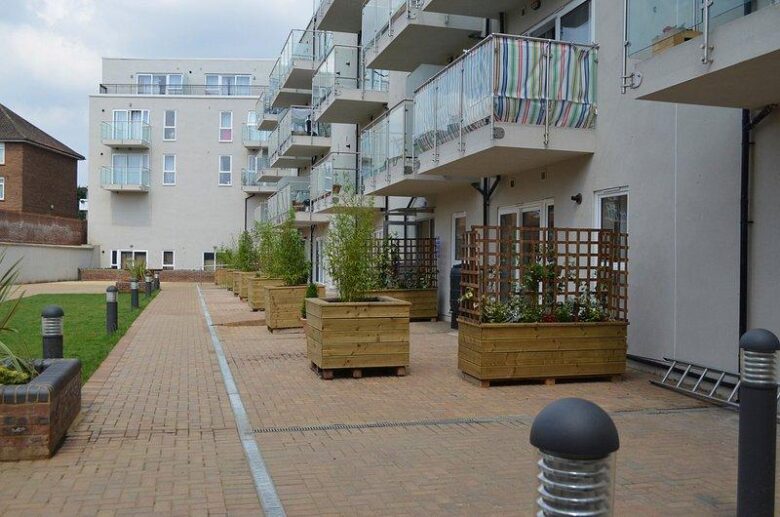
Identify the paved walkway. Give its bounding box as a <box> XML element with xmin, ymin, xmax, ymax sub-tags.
<box><xmin>1</xmin><ymin>282</ymin><xmax>778</xmax><ymax>516</ymax></box>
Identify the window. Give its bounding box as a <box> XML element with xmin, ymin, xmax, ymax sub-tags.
<box><xmin>0</xmin><ymin>177</ymin><xmax>4</xmax><ymax>201</ymax></box>
<box><xmin>162</xmin><ymin>251</ymin><xmax>175</xmax><ymax>270</ymax></box>
<box><xmin>0</xmin><ymin>143</ymin><xmax>5</xmax><ymax>164</ymax></box>
<box><xmin>163</xmin><ymin>110</ymin><xmax>176</xmax><ymax>140</ymax></box>
<box><xmin>111</xmin><ymin>153</ymin><xmax>150</xmax><ymax>186</ymax></box>
<box><xmin>248</xmin><ymin>153</ymin><xmax>258</xmax><ymax>172</ymax></box>
<box><xmin>163</xmin><ymin>154</ymin><xmax>176</xmax><ymax>185</ymax></box>
<box><xmin>452</xmin><ymin>212</ymin><xmax>467</xmax><ymax>263</ymax></box>
<box><xmin>528</xmin><ymin>0</ymin><xmax>593</xmax><ymax>44</ymax></box>
<box><xmin>219</xmin><ymin>155</ymin><xmax>232</xmax><ymax>186</ymax></box>
<box><xmin>136</xmin><ymin>74</ymin><xmax>183</xmax><ymax>95</ymax></box>
<box><xmin>219</xmin><ymin>111</ymin><xmax>233</xmax><ymax>142</ymax></box>
<box><xmin>205</xmin><ymin>74</ymin><xmax>251</xmax><ymax>96</ymax></box>
<box><xmin>112</xmin><ymin>250</ymin><xmax>147</xmax><ymax>269</ymax></box>
<box><xmin>596</xmin><ymin>187</ymin><xmax>629</xmax><ymax>260</ymax></box>
<box><xmin>203</xmin><ymin>252</ymin><xmax>216</xmax><ymax>271</ymax></box>
<box><xmin>112</xmin><ymin>110</ymin><xmax>149</xmax><ymax>140</ymax></box>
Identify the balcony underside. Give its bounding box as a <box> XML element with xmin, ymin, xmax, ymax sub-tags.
<box><xmin>278</xmin><ymin>211</ymin><xmax>329</xmax><ymax>227</ymax></box>
<box><xmin>314</xmin><ymin>89</ymin><xmax>389</xmax><ymax>124</ymax></box>
<box><xmin>242</xmin><ymin>185</ymin><xmax>277</xmax><ymax>194</ymax></box>
<box><xmin>313</xmin><ymin>194</ymin><xmax>381</xmax><ymax>214</ymax></box>
<box><xmin>259</xmin><ymin>169</ymin><xmax>296</xmax><ymax>182</ymax></box>
<box><xmin>366</xmin><ymin>169</ymin><xmax>476</xmax><ymax>197</ymax></box>
<box><xmin>271</xmin><ymin>88</ymin><xmax>312</xmax><ymax>109</ymax></box>
<box><xmin>365</xmin><ymin>13</ymin><xmax>484</xmax><ymax>72</ymax></box>
<box><xmin>283</xmin><ymin>135</ymin><xmax>332</xmax><ymax>158</ymax></box>
<box><xmin>270</xmin><ymin>154</ymin><xmax>312</xmax><ymax>168</ymax></box>
<box><xmin>243</xmin><ymin>141</ymin><xmax>266</xmax><ymax>150</ymax></box>
<box><xmin>102</xmin><ymin>184</ymin><xmax>150</xmax><ymax>193</ymax></box>
<box><xmin>101</xmin><ymin>139</ymin><xmax>149</xmax><ymax>149</ymax></box>
<box><xmin>416</xmin><ymin>123</ymin><xmax>596</xmax><ymax>178</ymax></box>
<box><xmin>316</xmin><ymin>0</ymin><xmax>362</xmax><ymax>33</ymax></box>
<box><xmin>282</xmin><ymin>61</ymin><xmax>317</xmax><ymax>90</ymax></box>
<box><xmin>422</xmin><ymin>0</ymin><xmax>519</xmax><ymax>18</ymax></box>
<box><xmin>631</xmin><ymin>5</ymin><xmax>780</xmax><ymax>109</ymax></box>
<box><xmin>259</xmin><ymin>114</ymin><xmax>279</xmax><ymax>131</ymax></box>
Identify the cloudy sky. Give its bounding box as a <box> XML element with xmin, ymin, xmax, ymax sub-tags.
<box><xmin>0</xmin><ymin>0</ymin><xmax>314</xmax><ymax>185</ymax></box>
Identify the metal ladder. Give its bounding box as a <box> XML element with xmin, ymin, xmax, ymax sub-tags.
<box><xmin>650</xmin><ymin>357</ymin><xmax>780</xmax><ymax>410</ymax></box>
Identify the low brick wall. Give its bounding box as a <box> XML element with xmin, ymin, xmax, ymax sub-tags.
<box><xmin>115</xmin><ymin>280</ymin><xmax>152</xmax><ymax>293</ymax></box>
<box><xmin>80</xmin><ymin>269</ymin><xmax>214</xmax><ymax>283</ymax></box>
<box><xmin>0</xmin><ymin>359</ymin><xmax>82</xmax><ymax>461</ymax></box>
<box><xmin>0</xmin><ymin>210</ymin><xmax>86</xmax><ymax>246</ymax></box>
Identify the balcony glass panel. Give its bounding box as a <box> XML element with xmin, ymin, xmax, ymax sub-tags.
<box><xmin>277</xmin><ymin>29</ymin><xmax>334</xmax><ymax>85</ymax></box>
<box><xmin>278</xmin><ymin>106</ymin><xmax>331</xmax><ymax>152</ymax></box>
<box><xmin>413</xmin><ymin>35</ymin><xmax>598</xmax><ymax>156</ymax></box>
<box><xmin>100</xmin><ymin>166</ymin><xmax>151</xmax><ymax>188</ymax></box>
<box><xmin>360</xmin><ymin>100</ymin><xmax>413</xmax><ymax>189</ymax></box>
<box><xmin>99</xmin><ymin>84</ymin><xmax>262</xmax><ymax>96</ymax></box>
<box><xmin>312</xmin><ymin>153</ymin><xmax>358</xmax><ymax>201</ymax></box>
<box><xmin>627</xmin><ymin>0</ymin><xmax>760</xmax><ymax>59</ymax></box>
<box><xmin>100</xmin><ymin>121</ymin><xmax>151</xmax><ymax>144</ymax></box>
<box><xmin>363</xmin><ymin>0</ymin><xmax>408</xmax><ymax>57</ymax></box>
<box><xmin>267</xmin><ymin>178</ymin><xmax>312</xmax><ymax>224</ymax></box>
<box><xmin>242</xmin><ymin>124</ymin><xmax>270</xmax><ymax>145</ymax></box>
<box><xmin>313</xmin><ymin>45</ymin><xmax>390</xmax><ymax>110</ymax></box>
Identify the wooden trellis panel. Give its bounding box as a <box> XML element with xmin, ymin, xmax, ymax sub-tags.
<box><xmin>371</xmin><ymin>237</ymin><xmax>438</xmax><ymax>288</ymax></box>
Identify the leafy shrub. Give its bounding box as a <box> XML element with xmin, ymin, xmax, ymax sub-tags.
<box><xmin>0</xmin><ymin>365</ymin><xmax>29</xmax><ymax>385</ymax></box>
<box><xmin>325</xmin><ymin>190</ymin><xmax>376</xmax><ymax>302</ymax></box>
<box><xmin>301</xmin><ymin>283</ymin><xmax>320</xmax><ymax>318</ymax></box>
<box><xmin>0</xmin><ymin>252</ymin><xmax>36</xmax><ymax>383</ymax></box>
<box><xmin>254</xmin><ymin>221</ymin><xmax>280</xmax><ymax>276</ymax></box>
<box><xmin>125</xmin><ymin>258</ymin><xmax>147</xmax><ymax>281</ymax></box>
<box><xmin>268</xmin><ymin>210</ymin><xmax>310</xmax><ymax>286</ymax></box>
<box><xmin>233</xmin><ymin>231</ymin><xmax>260</xmax><ymax>272</ymax></box>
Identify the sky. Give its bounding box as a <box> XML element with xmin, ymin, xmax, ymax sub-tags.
<box><xmin>0</xmin><ymin>0</ymin><xmax>315</xmax><ymax>185</ymax></box>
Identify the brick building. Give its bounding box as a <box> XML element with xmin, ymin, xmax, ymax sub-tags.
<box><xmin>0</xmin><ymin>103</ymin><xmax>84</xmax><ymax>219</ymax></box>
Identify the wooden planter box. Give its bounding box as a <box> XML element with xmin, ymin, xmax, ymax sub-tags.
<box><xmin>367</xmin><ymin>288</ymin><xmax>437</xmax><ymax>320</ymax></box>
<box><xmin>230</xmin><ymin>271</ymin><xmax>241</xmax><ymax>294</ymax></box>
<box><xmin>248</xmin><ymin>277</ymin><xmax>284</xmax><ymax>311</ymax></box>
<box><xmin>266</xmin><ymin>285</ymin><xmax>326</xmax><ymax>331</ymax></box>
<box><xmin>238</xmin><ymin>272</ymin><xmax>257</xmax><ymax>300</ymax></box>
<box><xmin>458</xmin><ymin>320</ymin><xmax>628</xmax><ymax>386</ymax></box>
<box><xmin>0</xmin><ymin>359</ymin><xmax>81</xmax><ymax>461</ymax></box>
<box><xmin>305</xmin><ymin>296</ymin><xmax>411</xmax><ymax>377</ymax></box>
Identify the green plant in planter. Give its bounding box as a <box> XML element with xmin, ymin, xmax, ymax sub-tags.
<box><xmin>125</xmin><ymin>258</ymin><xmax>147</xmax><ymax>281</ymax></box>
<box><xmin>254</xmin><ymin>221</ymin><xmax>280</xmax><ymax>276</ymax></box>
<box><xmin>234</xmin><ymin>230</ymin><xmax>260</xmax><ymax>272</ymax></box>
<box><xmin>269</xmin><ymin>209</ymin><xmax>310</xmax><ymax>286</ymax></box>
<box><xmin>216</xmin><ymin>244</ymin><xmax>237</xmax><ymax>269</ymax></box>
<box><xmin>325</xmin><ymin>190</ymin><xmax>376</xmax><ymax>302</ymax></box>
<box><xmin>0</xmin><ymin>252</ymin><xmax>36</xmax><ymax>385</ymax></box>
<box><xmin>301</xmin><ymin>283</ymin><xmax>320</xmax><ymax>318</ymax></box>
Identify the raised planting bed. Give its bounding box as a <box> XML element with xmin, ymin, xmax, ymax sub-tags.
<box><xmin>238</xmin><ymin>272</ymin><xmax>257</xmax><ymax>300</ymax></box>
<box><xmin>266</xmin><ymin>285</ymin><xmax>326</xmax><ymax>331</ymax></box>
<box><xmin>214</xmin><ymin>268</ymin><xmax>227</xmax><ymax>286</ymax></box>
<box><xmin>248</xmin><ymin>277</ymin><xmax>284</xmax><ymax>311</ymax></box>
<box><xmin>0</xmin><ymin>359</ymin><xmax>81</xmax><ymax>461</ymax></box>
<box><xmin>305</xmin><ymin>296</ymin><xmax>411</xmax><ymax>379</ymax></box>
<box><xmin>367</xmin><ymin>288</ymin><xmax>437</xmax><ymax>321</ymax></box>
<box><xmin>458</xmin><ymin>320</ymin><xmax>628</xmax><ymax>386</ymax></box>
<box><xmin>230</xmin><ymin>271</ymin><xmax>241</xmax><ymax>294</ymax></box>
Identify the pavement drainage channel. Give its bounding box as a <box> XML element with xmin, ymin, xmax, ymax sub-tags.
<box><xmin>254</xmin><ymin>415</ymin><xmax>533</xmax><ymax>434</ymax></box>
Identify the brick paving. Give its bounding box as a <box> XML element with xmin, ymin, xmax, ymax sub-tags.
<box><xmin>1</xmin><ymin>281</ymin><xmax>777</xmax><ymax>516</ymax></box>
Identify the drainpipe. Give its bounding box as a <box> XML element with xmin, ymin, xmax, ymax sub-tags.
<box><xmin>309</xmin><ymin>224</ymin><xmax>315</xmax><ymax>282</ymax></box>
<box><xmin>244</xmin><ymin>193</ymin><xmax>256</xmax><ymax>232</ymax></box>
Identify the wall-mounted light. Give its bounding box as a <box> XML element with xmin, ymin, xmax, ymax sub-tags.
<box><xmin>571</xmin><ymin>193</ymin><xmax>583</xmax><ymax>205</ymax></box>
<box><xmin>531</xmin><ymin>0</ymin><xmax>542</xmax><ymax>10</ymax></box>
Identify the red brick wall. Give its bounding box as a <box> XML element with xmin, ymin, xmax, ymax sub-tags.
<box><xmin>0</xmin><ymin>142</ymin><xmax>24</xmax><ymax>212</ymax></box>
<box><xmin>79</xmin><ymin>268</ymin><xmax>215</xmax><ymax>282</ymax></box>
<box><xmin>0</xmin><ymin>209</ymin><xmax>86</xmax><ymax>245</ymax></box>
<box><xmin>21</xmin><ymin>144</ymin><xmax>79</xmax><ymax>219</ymax></box>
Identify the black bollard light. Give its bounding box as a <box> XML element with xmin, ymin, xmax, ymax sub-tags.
<box><xmin>130</xmin><ymin>279</ymin><xmax>139</xmax><ymax>309</ymax></box>
<box><xmin>41</xmin><ymin>305</ymin><xmax>64</xmax><ymax>359</ymax></box>
<box><xmin>144</xmin><ymin>274</ymin><xmax>153</xmax><ymax>298</ymax></box>
<box><xmin>530</xmin><ymin>398</ymin><xmax>620</xmax><ymax>516</ymax></box>
<box><xmin>737</xmin><ymin>329</ymin><xmax>780</xmax><ymax>517</ymax></box>
<box><xmin>154</xmin><ymin>272</ymin><xmax>160</xmax><ymax>291</ymax></box>
<box><xmin>106</xmin><ymin>286</ymin><xmax>118</xmax><ymax>334</ymax></box>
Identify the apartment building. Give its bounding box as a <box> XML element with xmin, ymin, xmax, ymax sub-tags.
<box><xmin>88</xmin><ymin>57</ymin><xmax>275</xmax><ymax>271</ymax></box>
<box><xmin>254</xmin><ymin>0</ymin><xmax>779</xmax><ymax>372</ymax></box>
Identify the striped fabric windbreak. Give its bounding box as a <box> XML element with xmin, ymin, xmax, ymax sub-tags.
<box><xmin>435</xmin><ymin>65</ymin><xmax>462</xmax><ymax>146</ymax></box>
<box><xmin>463</xmin><ymin>39</ymin><xmax>493</xmax><ymax>134</ymax></box>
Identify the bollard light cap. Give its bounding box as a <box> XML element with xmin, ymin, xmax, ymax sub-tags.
<box><xmin>106</xmin><ymin>286</ymin><xmax>118</xmax><ymax>293</ymax></box>
<box><xmin>41</xmin><ymin>305</ymin><xmax>64</xmax><ymax>319</ymax></box>
<box><xmin>530</xmin><ymin>398</ymin><xmax>619</xmax><ymax>460</ymax></box>
<box><xmin>739</xmin><ymin>329</ymin><xmax>780</xmax><ymax>353</ymax></box>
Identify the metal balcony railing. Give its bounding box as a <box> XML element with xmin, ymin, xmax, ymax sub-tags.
<box><xmin>271</xmin><ymin>29</ymin><xmax>334</xmax><ymax>89</ymax></box>
<box><xmin>267</xmin><ymin>177</ymin><xmax>312</xmax><ymax>224</ymax></box>
<box><xmin>360</xmin><ymin>100</ymin><xmax>414</xmax><ymax>190</ymax></box>
<box><xmin>241</xmin><ymin>168</ymin><xmax>278</xmax><ymax>190</ymax></box>
<box><xmin>242</xmin><ymin>124</ymin><xmax>270</xmax><ymax>145</ymax></box>
<box><xmin>413</xmin><ymin>34</ymin><xmax>598</xmax><ymax>157</ymax></box>
<box><xmin>312</xmin><ymin>44</ymin><xmax>390</xmax><ymax>110</ymax></box>
<box><xmin>362</xmin><ymin>0</ymin><xmax>410</xmax><ymax>59</ymax></box>
<box><xmin>100</xmin><ymin>166</ymin><xmax>151</xmax><ymax>188</ymax></box>
<box><xmin>311</xmin><ymin>152</ymin><xmax>359</xmax><ymax>211</ymax></box>
<box><xmin>271</xmin><ymin>106</ymin><xmax>332</xmax><ymax>160</ymax></box>
<box><xmin>99</xmin><ymin>84</ymin><xmax>263</xmax><ymax>96</ymax></box>
<box><xmin>100</xmin><ymin>121</ymin><xmax>151</xmax><ymax>144</ymax></box>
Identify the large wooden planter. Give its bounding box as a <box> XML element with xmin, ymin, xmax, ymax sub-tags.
<box><xmin>458</xmin><ymin>320</ymin><xmax>628</xmax><ymax>386</ymax></box>
<box><xmin>266</xmin><ymin>284</ymin><xmax>326</xmax><ymax>331</ymax></box>
<box><xmin>367</xmin><ymin>288</ymin><xmax>437</xmax><ymax>320</ymax></box>
<box><xmin>230</xmin><ymin>271</ymin><xmax>242</xmax><ymax>294</ymax></box>
<box><xmin>238</xmin><ymin>272</ymin><xmax>257</xmax><ymax>300</ymax></box>
<box><xmin>0</xmin><ymin>359</ymin><xmax>81</xmax><ymax>461</ymax></box>
<box><xmin>248</xmin><ymin>277</ymin><xmax>284</xmax><ymax>311</ymax></box>
<box><xmin>305</xmin><ymin>296</ymin><xmax>411</xmax><ymax>378</ymax></box>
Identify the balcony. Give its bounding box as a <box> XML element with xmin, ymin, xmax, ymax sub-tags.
<box><xmin>258</xmin><ymin>167</ymin><xmax>298</xmax><ymax>183</ymax></box>
<box><xmin>315</xmin><ymin>0</ymin><xmax>363</xmax><ymax>32</ymax></box>
<box><xmin>100</xmin><ymin>121</ymin><xmax>151</xmax><ymax>148</ymax></box>
<box><xmin>624</xmin><ymin>1</ymin><xmax>780</xmax><ymax>108</ymax></box>
<box><xmin>100</xmin><ymin>166</ymin><xmax>150</xmax><ymax>193</ymax></box>
<box><xmin>312</xmin><ymin>45</ymin><xmax>389</xmax><ymax>124</ymax></box>
<box><xmin>257</xmin><ymin>91</ymin><xmax>283</xmax><ymax>130</ymax></box>
<box><xmin>269</xmin><ymin>29</ymin><xmax>333</xmax><ymax>108</ymax></box>
<box><xmin>269</xmin><ymin>106</ymin><xmax>332</xmax><ymax>168</ymax></box>
<box><xmin>413</xmin><ymin>35</ymin><xmax>598</xmax><ymax>178</ymax></box>
<box><xmin>266</xmin><ymin>177</ymin><xmax>329</xmax><ymax>226</ymax></box>
<box><xmin>360</xmin><ymin>100</ymin><xmax>473</xmax><ymax>196</ymax></box>
<box><xmin>241</xmin><ymin>169</ymin><xmax>279</xmax><ymax>194</ymax></box>
<box><xmin>362</xmin><ymin>0</ymin><xmax>485</xmax><ymax>72</ymax></box>
<box><xmin>242</xmin><ymin>124</ymin><xmax>270</xmax><ymax>149</ymax></box>
<box><xmin>99</xmin><ymin>84</ymin><xmax>263</xmax><ymax>97</ymax></box>
<box><xmin>311</xmin><ymin>152</ymin><xmax>377</xmax><ymax>213</ymax></box>
<box><xmin>420</xmin><ymin>0</ymin><xmax>518</xmax><ymax>18</ymax></box>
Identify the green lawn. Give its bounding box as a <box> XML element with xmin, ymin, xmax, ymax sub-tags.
<box><xmin>1</xmin><ymin>292</ymin><xmax>157</xmax><ymax>381</ymax></box>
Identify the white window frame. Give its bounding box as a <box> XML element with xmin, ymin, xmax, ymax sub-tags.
<box><xmin>162</xmin><ymin>154</ymin><xmax>176</xmax><ymax>186</ymax></box>
<box><xmin>203</xmin><ymin>251</ymin><xmax>217</xmax><ymax>271</ymax></box>
<box><xmin>162</xmin><ymin>250</ymin><xmax>175</xmax><ymax>270</ymax></box>
<box><xmin>163</xmin><ymin>110</ymin><xmax>177</xmax><ymax>141</ymax></box>
<box><xmin>205</xmin><ymin>74</ymin><xmax>252</xmax><ymax>96</ymax></box>
<box><xmin>525</xmin><ymin>0</ymin><xmax>595</xmax><ymax>43</ymax></box>
<box><xmin>594</xmin><ymin>186</ymin><xmax>629</xmax><ymax>231</ymax></box>
<box><xmin>219</xmin><ymin>111</ymin><xmax>233</xmax><ymax>142</ymax></box>
<box><xmin>218</xmin><ymin>155</ymin><xmax>232</xmax><ymax>186</ymax></box>
<box><xmin>136</xmin><ymin>73</ymin><xmax>184</xmax><ymax>95</ymax></box>
<box><xmin>498</xmin><ymin>198</ymin><xmax>555</xmax><ymax>230</ymax></box>
<box><xmin>112</xmin><ymin>249</ymin><xmax>149</xmax><ymax>269</ymax></box>
<box><xmin>0</xmin><ymin>143</ymin><xmax>5</xmax><ymax>165</ymax></box>
<box><xmin>452</xmin><ymin>211</ymin><xmax>467</xmax><ymax>265</ymax></box>
<box><xmin>0</xmin><ymin>177</ymin><xmax>5</xmax><ymax>200</ymax></box>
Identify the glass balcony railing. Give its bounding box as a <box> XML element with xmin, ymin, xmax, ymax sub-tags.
<box><xmin>241</xmin><ymin>168</ymin><xmax>278</xmax><ymax>190</ymax></box>
<box><xmin>363</xmin><ymin>0</ymin><xmax>408</xmax><ymax>58</ymax></box>
<box><xmin>259</xmin><ymin>89</ymin><xmax>284</xmax><ymax>118</ymax></box>
<box><xmin>311</xmin><ymin>153</ymin><xmax>359</xmax><ymax>211</ymax></box>
<box><xmin>312</xmin><ymin>45</ymin><xmax>390</xmax><ymax>110</ymax></box>
<box><xmin>360</xmin><ymin>100</ymin><xmax>413</xmax><ymax>190</ymax></box>
<box><xmin>100</xmin><ymin>166</ymin><xmax>151</xmax><ymax>188</ymax></box>
<box><xmin>412</xmin><ymin>34</ymin><xmax>598</xmax><ymax>157</ymax></box>
<box><xmin>267</xmin><ymin>177</ymin><xmax>312</xmax><ymax>224</ymax></box>
<box><xmin>627</xmin><ymin>0</ymin><xmax>763</xmax><ymax>59</ymax></box>
<box><xmin>99</xmin><ymin>84</ymin><xmax>263</xmax><ymax>96</ymax></box>
<box><xmin>100</xmin><ymin>121</ymin><xmax>151</xmax><ymax>145</ymax></box>
<box><xmin>274</xmin><ymin>106</ymin><xmax>332</xmax><ymax>158</ymax></box>
<box><xmin>272</xmin><ymin>29</ymin><xmax>334</xmax><ymax>89</ymax></box>
<box><xmin>242</xmin><ymin>124</ymin><xmax>271</xmax><ymax>146</ymax></box>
